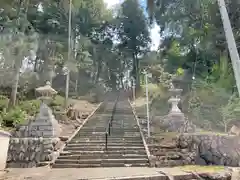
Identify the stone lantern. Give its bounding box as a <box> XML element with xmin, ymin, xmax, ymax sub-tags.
<box><xmin>159</xmin><ymin>81</ymin><xmax>185</xmax><ymax>132</ymax></box>
<box><xmin>36</xmin><ymin>81</ymin><xmax>57</xmax><ymax>104</ymax></box>
<box><xmin>168</xmin><ymin>83</ymin><xmax>183</xmax><ymax>114</ymax></box>
<box><xmin>26</xmin><ymin>81</ymin><xmax>61</xmax><ymax>138</ymax></box>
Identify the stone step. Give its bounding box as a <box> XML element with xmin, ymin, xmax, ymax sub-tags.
<box><xmin>67</xmin><ymin>142</ymin><xmax>144</xmax><ymax>146</ymax></box>
<box><xmin>158</xmin><ymin>155</ymin><xmax>183</xmax><ymax>161</ymax></box>
<box><xmin>52</xmin><ymin>162</ymin><xmax>148</xmax><ymax>168</ymax></box>
<box><xmin>155</xmin><ymin>160</ymin><xmax>187</xmax><ymax>167</ymax></box>
<box><xmin>76</xmin><ymin>134</ymin><xmax>142</xmax><ymax>137</ymax></box>
<box><xmin>71</xmin><ymin>138</ymin><xmax>143</xmax><ymax>142</ymax></box>
<box><xmin>148</xmin><ymin>144</ymin><xmax>178</xmax><ymax>149</ymax></box>
<box><xmin>151</xmin><ymin>148</ymin><xmax>183</xmax><ymax>155</ymax></box>
<box><xmin>69</xmin><ymin>140</ymin><xmax>144</xmax><ymax>144</ymax></box>
<box><xmin>78</xmin><ymin>131</ymin><xmax>141</xmax><ymax>135</ymax></box>
<box><xmin>80</xmin><ymin>128</ymin><xmax>140</xmax><ymax>132</ymax></box>
<box><xmin>64</xmin><ymin>146</ymin><xmax>145</xmax><ymax>151</ymax></box>
<box><xmin>61</xmin><ymin>150</ymin><xmax>147</xmax><ymax>155</ymax></box>
<box><xmin>73</xmin><ymin>136</ymin><xmax>142</xmax><ymax>139</ymax></box>
<box><xmin>58</xmin><ymin>154</ymin><xmax>147</xmax><ymax>159</ymax></box>
<box><xmin>54</xmin><ymin>158</ymin><xmax>148</xmax><ymax>165</ymax></box>
<box><xmin>152</xmin><ymin>151</ymin><xmax>184</xmax><ymax>157</ymax></box>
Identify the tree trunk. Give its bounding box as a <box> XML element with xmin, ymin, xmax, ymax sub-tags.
<box><xmin>224</xmin><ymin>121</ymin><xmax>228</xmax><ymax>133</ymax></box>
<box><xmin>9</xmin><ymin>62</ymin><xmax>21</xmax><ymax>107</ymax></box>
<box><xmin>132</xmin><ymin>53</ymin><xmax>140</xmax><ymax>89</ymax></box>
<box><xmin>75</xmin><ymin>78</ymin><xmax>78</xmax><ymax>94</ymax></box>
<box><xmin>94</xmin><ymin>62</ymin><xmax>102</xmax><ymax>84</ymax></box>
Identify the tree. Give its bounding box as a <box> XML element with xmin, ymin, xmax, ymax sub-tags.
<box><xmin>116</xmin><ymin>0</ymin><xmax>151</xmax><ymax>89</ymax></box>
<box><xmin>219</xmin><ymin>94</ymin><xmax>240</xmax><ymax>132</ymax></box>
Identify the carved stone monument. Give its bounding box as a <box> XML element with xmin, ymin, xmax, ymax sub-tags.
<box><xmin>27</xmin><ymin>81</ymin><xmax>61</xmax><ymax>138</ymax></box>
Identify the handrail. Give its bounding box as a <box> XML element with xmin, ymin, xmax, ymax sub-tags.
<box><xmin>105</xmin><ymin>93</ymin><xmax>120</xmax><ymax>151</ymax></box>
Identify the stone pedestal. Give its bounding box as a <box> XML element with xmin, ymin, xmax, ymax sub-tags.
<box><xmin>163</xmin><ymin>112</ymin><xmax>185</xmax><ymax>132</ymax></box>
<box><xmin>0</xmin><ymin>130</ymin><xmax>11</xmax><ymax>169</ymax></box>
<box><xmin>28</xmin><ymin>103</ymin><xmax>61</xmax><ymax>138</ymax></box>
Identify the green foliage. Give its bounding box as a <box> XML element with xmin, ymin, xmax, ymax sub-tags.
<box><xmin>18</xmin><ymin>100</ymin><xmax>41</xmax><ymax>116</ymax></box>
<box><xmin>116</xmin><ymin>0</ymin><xmax>151</xmax><ymax>87</ymax></box>
<box><xmin>0</xmin><ymin>95</ymin><xmax>9</xmax><ymax>111</ymax></box>
<box><xmin>186</xmin><ymin>80</ymin><xmax>233</xmax><ymax>130</ymax></box>
<box><xmin>150</xmin><ymin>0</ymin><xmax>237</xmax><ymax>89</ymax></box>
<box><xmin>218</xmin><ymin>93</ymin><xmax>240</xmax><ymax>131</ymax></box>
<box><xmin>51</xmin><ymin>95</ymin><xmax>65</xmax><ymax>106</ymax></box>
<box><xmin>1</xmin><ymin>107</ymin><xmax>27</xmax><ymax>127</ymax></box>
<box><xmin>48</xmin><ymin>95</ymin><xmax>65</xmax><ymax>112</ymax></box>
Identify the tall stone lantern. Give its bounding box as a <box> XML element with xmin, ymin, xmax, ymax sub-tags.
<box><xmin>159</xmin><ymin>80</ymin><xmax>186</xmax><ymax>132</ymax></box>
<box><xmin>168</xmin><ymin>83</ymin><xmax>183</xmax><ymax>114</ymax></box>
<box><xmin>27</xmin><ymin>81</ymin><xmax>61</xmax><ymax>138</ymax></box>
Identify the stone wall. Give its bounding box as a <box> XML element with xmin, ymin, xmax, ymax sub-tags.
<box><xmin>7</xmin><ymin>137</ymin><xmax>59</xmax><ymax>168</ymax></box>
<box><xmin>177</xmin><ymin>133</ymin><xmax>240</xmax><ymax>166</ymax></box>
<box><xmin>147</xmin><ymin>134</ymin><xmax>195</xmax><ymax>167</ymax></box>
<box><xmin>146</xmin><ymin>132</ymin><xmax>240</xmax><ymax>167</ymax></box>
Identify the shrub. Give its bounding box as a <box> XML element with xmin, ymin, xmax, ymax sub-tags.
<box><xmin>18</xmin><ymin>99</ymin><xmax>41</xmax><ymax>116</ymax></box>
<box><xmin>1</xmin><ymin>107</ymin><xmax>27</xmax><ymax>127</ymax></box>
<box><xmin>0</xmin><ymin>95</ymin><xmax>9</xmax><ymax>111</ymax></box>
<box><xmin>49</xmin><ymin>95</ymin><xmax>64</xmax><ymax>107</ymax></box>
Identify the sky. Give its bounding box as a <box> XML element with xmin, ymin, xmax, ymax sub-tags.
<box><xmin>103</xmin><ymin>0</ymin><xmax>161</xmax><ymax>51</ymax></box>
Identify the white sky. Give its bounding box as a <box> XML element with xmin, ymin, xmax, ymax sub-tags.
<box><xmin>104</xmin><ymin>0</ymin><xmax>161</xmax><ymax>51</ymax></box>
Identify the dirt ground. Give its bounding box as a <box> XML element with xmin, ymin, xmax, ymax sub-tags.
<box><xmin>56</xmin><ymin>99</ymin><xmax>99</xmax><ymax>149</ymax></box>
<box><xmin>60</xmin><ymin>99</ymin><xmax>98</xmax><ymax>136</ymax></box>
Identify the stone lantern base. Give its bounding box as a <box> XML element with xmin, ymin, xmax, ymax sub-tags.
<box><xmin>159</xmin><ymin>112</ymin><xmax>185</xmax><ymax>132</ymax></box>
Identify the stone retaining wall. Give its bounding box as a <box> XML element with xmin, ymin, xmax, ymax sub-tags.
<box><xmin>146</xmin><ymin>132</ymin><xmax>240</xmax><ymax>167</ymax></box>
<box><xmin>147</xmin><ymin>134</ymin><xmax>195</xmax><ymax>167</ymax></box>
<box><xmin>177</xmin><ymin>133</ymin><xmax>240</xmax><ymax>166</ymax></box>
<box><xmin>7</xmin><ymin>137</ymin><xmax>59</xmax><ymax>168</ymax></box>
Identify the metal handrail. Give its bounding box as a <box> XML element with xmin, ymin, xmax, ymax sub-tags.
<box><xmin>105</xmin><ymin>93</ymin><xmax>120</xmax><ymax>151</ymax></box>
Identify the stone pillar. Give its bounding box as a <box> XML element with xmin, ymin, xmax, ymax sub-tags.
<box><xmin>0</xmin><ymin>130</ymin><xmax>11</xmax><ymax>169</ymax></box>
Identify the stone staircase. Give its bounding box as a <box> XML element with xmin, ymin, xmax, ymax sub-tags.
<box><xmin>52</xmin><ymin>95</ymin><xmax>149</xmax><ymax>168</ymax></box>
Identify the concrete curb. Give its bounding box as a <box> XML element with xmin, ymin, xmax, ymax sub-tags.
<box><xmin>88</xmin><ymin>171</ymin><xmax>198</xmax><ymax>180</ymax></box>
<box><xmin>128</xmin><ymin>99</ymin><xmax>151</xmax><ymax>166</ymax></box>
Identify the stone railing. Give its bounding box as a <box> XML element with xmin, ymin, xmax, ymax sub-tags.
<box><xmin>7</xmin><ymin>137</ymin><xmax>59</xmax><ymax>168</ymax></box>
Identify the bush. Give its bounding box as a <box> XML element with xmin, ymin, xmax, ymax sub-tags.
<box><xmin>18</xmin><ymin>99</ymin><xmax>41</xmax><ymax>116</ymax></box>
<box><xmin>49</xmin><ymin>95</ymin><xmax>65</xmax><ymax>113</ymax></box>
<box><xmin>0</xmin><ymin>95</ymin><xmax>9</xmax><ymax>111</ymax></box>
<box><xmin>49</xmin><ymin>95</ymin><xmax>64</xmax><ymax>107</ymax></box>
<box><xmin>1</xmin><ymin>107</ymin><xmax>27</xmax><ymax>127</ymax></box>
